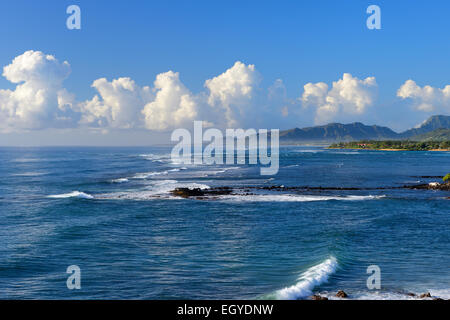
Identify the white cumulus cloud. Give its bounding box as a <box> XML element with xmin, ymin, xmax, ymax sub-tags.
<box><xmin>397</xmin><ymin>79</ymin><xmax>450</xmax><ymax>112</ymax></box>
<box><xmin>142</xmin><ymin>71</ymin><xmax>199</xmax><ymax>131</ymax></box>
<box><xmin>302</xmin><ymin>73</ymin><xmax>377</xmax><ymax>124</ymax></box>
<box><xmin>1</xmin><ymin>51</ymin><xmax>393</xmax><ymax>134</ymax></box>
<box><xmin>0</xmin><ymin>50</ymin><xmax>74</xmax><ymax>132</ymax></box>
<box><xmin>79</xmin><ymin>77</ymin><xmax>153</xmax><ymax>129</ymax></box>
<box><xmin>205</xmin><ymin>61</ymin><xmax>260</xmax><ymax>127</ymax></box>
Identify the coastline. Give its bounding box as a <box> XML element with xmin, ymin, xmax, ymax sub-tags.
<box><xmin>328</xmin><ymin>147</ymin><xmax>450</xmax><ymax>152</ymax></box>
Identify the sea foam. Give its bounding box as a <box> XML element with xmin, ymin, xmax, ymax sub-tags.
<box><xmin>218</xmin><ymin>194</ymin><xmax>385</xmax><ymax>202</ymax></box>
<box><xmin>47</xmin><ymin>191</ymin><xmax>94</xmax><ymax>199</ymax></box>
<box><xmin>97</xmin><ymin>180</ymin><xmax>210</xmax><ymax>200</ymax></box>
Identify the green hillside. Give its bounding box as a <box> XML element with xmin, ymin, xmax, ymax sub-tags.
<box><xmin>329</xmin><ymin>140</ymin><xmax>450</xmax><ymax>151</ymax></box>
<box><xmin>409</xmin><ymin>128</ymin><xmax>450</xmax><ymax>141</ymax></box>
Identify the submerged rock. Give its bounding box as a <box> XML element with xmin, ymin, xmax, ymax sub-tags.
<box><xmin>311</xmin><ymin>294</ymin><xmax>328</xmax><ymax>300</ymax></box>
<box><xmin>419</xmin><ymin>292</ymin><xmax>432</xmax><ymax>299</ymax></box>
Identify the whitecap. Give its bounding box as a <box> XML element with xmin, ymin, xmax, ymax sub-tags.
<box><xmin>11</xmin><ymin>171</ymin><xmax>47</xmax><ymax>177</ymax></box>
<box><xmin>218</xmin><ymin>194</ymin><xmax>385</xmax><ymax>202</ymax></box>
<box><xmin>110</xmin><ymin>178</ymin><xmax>129</xmax><ymax>183</ymax></box>
<box><xmin>97</xmin><ymin>180</ymin><xmax>210</xmax><ymax>200</ymax></box>
<box><xmin>138</xmin><ymin>153</ymin><xmax>170</xmax><ymax>163</ymax></box>
<box><xmin>47</xmin><ymin>191</ymin><xmax>94</xmax><ymax>199</ymax></box>
<box><xmin>276</xmin><ymin>257</ymin><xmax>338</xmax><ymax>300</ymax></box>
<box><xmin>132</xmin><ymin>171</ymin><xmax>169</xmax><ymax>179</ymax></box>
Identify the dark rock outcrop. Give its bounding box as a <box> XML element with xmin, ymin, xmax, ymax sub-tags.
<box><xmin>419</xmin><ymin>292</ymin><xmax>432</xmax><ymax>299</ymax></box>
<box><xmin>311</xmin><ymin>294</ymin><xmax>328</xmax><ymax>300</ymax></box>
<box><xmin>171</xmin><ymin>187</ymin><xmax>233</xmax><ymax>198</ymax></box>
<box><xmin>170</xmin><ymin>178</ymin><xmax>450</xmax><ymax>201</ymax></box>
<box><xmin>404</xmin><ymin>182</ymin><xmax>450</xmax><ymax>191</ymax></box>
<box><xmin>336</xmin><ymin>290</ymin><xmax>348</xmax><ymax>298</ymax></box>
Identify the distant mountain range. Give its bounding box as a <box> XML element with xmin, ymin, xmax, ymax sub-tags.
<box><xmin>278</xmin><ymin>115</ymin><xmax>450</xmax><ymax>143</ymax></box>
<box><xmin>399</xmin><ymin>115</ymin><xmax>450</xmax><ymax>138</ymax></box>
<box><xmin>409</xmin><ymin>128</ymin><xmax>450</xmax><ymax>141</ymax></box>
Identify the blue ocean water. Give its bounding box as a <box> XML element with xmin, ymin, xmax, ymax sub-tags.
<box><xmin>0</xmin><ymin>146</ymin><xmax>449</xmax><ymax>299</ymax></box>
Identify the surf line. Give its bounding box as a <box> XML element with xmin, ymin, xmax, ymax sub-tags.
<box><xmin>171</xmin><ymin>121</ymin><xmax>279</xmax><ymax>175</ymax></box>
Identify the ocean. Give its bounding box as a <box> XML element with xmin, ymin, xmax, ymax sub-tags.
<box><xmin>0</xmin><ymin>146</ymin><xmax>449</xmax><ymax>299</ymax></box>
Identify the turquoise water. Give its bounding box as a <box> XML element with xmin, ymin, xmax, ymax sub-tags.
<box><xmin>0</xmin><ymin>146</ymin><xmax>449</xmax><ymax>299</ymax></box>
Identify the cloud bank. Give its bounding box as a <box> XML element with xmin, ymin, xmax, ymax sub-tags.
<box><xmin>1</xmin><ymin>50</ymin><xmax>448</xmax><ymax>134</ymax></box>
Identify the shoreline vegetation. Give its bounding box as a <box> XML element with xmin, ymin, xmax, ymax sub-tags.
<box><xmin>328</xmin><ymin>140</ymin><xmax>450</xmax><ymax>151</ymax></box>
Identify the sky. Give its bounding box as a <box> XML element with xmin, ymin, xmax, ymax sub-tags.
<box><xmin>0</xmin><ymin>0</ymin><xmax>449</xmax><ymax>146</ymax></box>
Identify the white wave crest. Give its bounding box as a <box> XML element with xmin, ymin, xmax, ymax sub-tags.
<box><xmin>168</xmin><ymin>167</ymin><xmax>188</xmax><ymax>172</ymax></box>
<box><xmin>429</xmin><ymin>289</ymin><xmax>450</xmax><ymax>299</ymax></box>
<box><xmin>276</xmin><ymin>257</ymin><xmax>338</xmax><ymax>300</ymax></box>
<box><xmin>47</xmin><ymin>191</ymin><xmax>94</xmax><ymax>199</ymax></box>
<box><xmin>132</xmin><ymin>171</ymin><xmax>169</xmax><ymax>179</ymax></box>
<box><xmin>138</xmin><ymin>153</ymin><xmax>170</xmax><ymax>162</ymax></box>
<box><xmin>205</xmin><ymin>167</ymin><xmax>240</xmax><ymax>175</ymax></box>
<box><xmin>97</xmin><ymin>180</ymin><xmax>210</xmax><ymax>200</ymax></box>
<box><xmin>11</xmin><ymin>171</ymin><xmax>47</xmax><ymax>177</ymax></box>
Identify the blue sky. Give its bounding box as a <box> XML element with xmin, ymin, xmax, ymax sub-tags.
<box><xmin>0</xmin><ymin>0</ymin><xmax>449</xmax><ymax>145</ymax></box>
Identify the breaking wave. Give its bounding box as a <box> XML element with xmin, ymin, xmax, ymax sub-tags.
<box><xmin>138</xmin><ymin>153</ymin><xmax>170</xmax><ymax>162</ymax></box>
<box><xmin>47</xmin><ymin>191</ymin><xmax>94</xmax><ymax>199</ymax></box>
<box><xmin>276</xmin><ymin>257</ymin><xmax>338</xmax><ymax>300</ymax></box>
<box><xmin>96</xmin><ymin>180</ymin><xmax>210</xmax><ymax>200</ymax></box>
<box><xmin>111</xmin><ymin>178</ymin><xmax>129</xmax><ymax>183</ymax></box>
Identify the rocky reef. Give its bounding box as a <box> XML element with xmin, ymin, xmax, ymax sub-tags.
<box><xmin>403</xmin><ymin>182</ymin><xmax>450</xmax><ymax>191</ymax></box>
<box><xmin>169</xmin><ymin>175</ymin><xmax>450</xmax><ymax>200</ymax></box>
<box><xmin>308</xmin><ymin>290</ymin><xmax>446</xmax><ymax>300</ymax></box>
<box><xmin>171</xmin><ymin>187</ymin><xmax>233</xmax><ymax>199</ymax></box>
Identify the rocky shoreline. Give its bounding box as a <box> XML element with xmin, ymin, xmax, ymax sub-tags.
<box><xmin>329</xmin><ymin>147</ymin><xmax>450</xmax><ymax>152</ymax></box>
<box><xmin>310</xmin><ymin>290</ymin><xmax>445</xmax><ymax>300</ymax></box>
<box><xmin>403</xmin><ymin>182</ymin><xmax>450</xmax><ymax>191</ymax></box>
